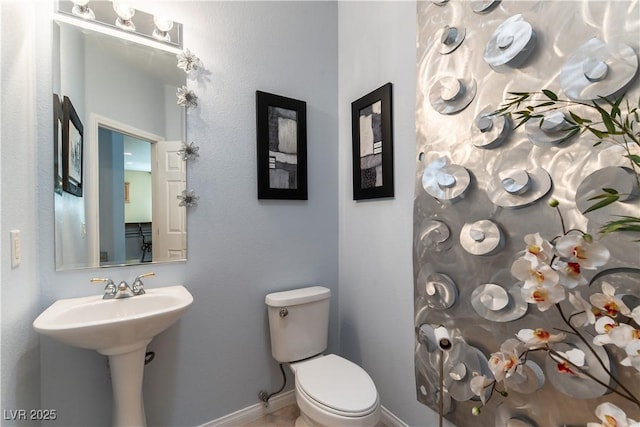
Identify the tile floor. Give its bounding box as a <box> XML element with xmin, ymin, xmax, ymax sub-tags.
<box><xmin>242</xmin><ymin>404</ymin><xmax>387</xmax><ymax>427</ymax></box>
<box><xmin>243</xmin><ymin>404</ymin><xmax>300</xmax><ymax>427</ymax></box>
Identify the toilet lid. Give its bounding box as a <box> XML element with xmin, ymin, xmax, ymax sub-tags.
<box><xmin>295</xmin><ymin>354</ymin><xmax>378</xmax><ymax>415</ymax></box>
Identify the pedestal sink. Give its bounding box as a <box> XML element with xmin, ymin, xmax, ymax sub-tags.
<box><xmin>33</xmin><ymin>285</ymin><xmax>193</xmax><ymax>426</ymax></box>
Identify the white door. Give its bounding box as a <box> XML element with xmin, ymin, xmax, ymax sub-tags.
<box><xmin>152</xmin><ymin>141</ymin><xmax>186</xmax><ymax>260</ymax></box>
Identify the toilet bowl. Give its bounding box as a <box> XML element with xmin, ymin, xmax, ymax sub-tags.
<box><xmin>265</xmin><ymin>287</ymin><xmax>381</xmax><ymax>427</ymax></box>
<box><xmin>290</xmin><ymin>354</ymin><xmax>381</xmax><ymax>427</ymax></box>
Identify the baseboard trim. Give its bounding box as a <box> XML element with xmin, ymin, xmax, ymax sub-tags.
<box><xmin>201</xmin><ymin>391</ymin><xmax>409</xmax><ymax>427</ymax></box>
<box><xmin>201</xmin><ymin>390</ymin><xmax>296</xmax><ymax>427</ymax></box>
<box><xmin>381</xmin><ymin>406</ymin><xmax>410</xmax><ymax>427</ymax></box>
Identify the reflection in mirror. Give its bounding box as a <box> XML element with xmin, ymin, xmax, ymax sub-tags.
<box><xmin>53</xmin><ymin>17</ymin><xmax>187</xmax><ymax>270</ymax></box>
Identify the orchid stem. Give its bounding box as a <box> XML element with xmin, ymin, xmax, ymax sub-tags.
<box><xmin>554</xmin><ymin>206</ymin><xmax>567</xmax><ymax>235</ymax></box>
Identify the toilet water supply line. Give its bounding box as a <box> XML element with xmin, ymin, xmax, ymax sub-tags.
<box><xmin>258</xmin><ymin>363</ymin><xmax>287</xmax><ymax>406</ymax></box>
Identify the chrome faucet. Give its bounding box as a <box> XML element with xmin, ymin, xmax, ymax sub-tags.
<box><xmin>90</xmin><ymin>272</ymin><xmax>154</xmax><ymax>299</ymax></box>
<box><xmin>132</xmin><ymin>272</ymin><xmax>155</xmax><ymax>295</ymax></box>
<box><xmin>90</xmin><ymin>278</ymin><xmax>118</xmax><ymax>299</ymax></box>
<box><xmin>114</xmin><ymin>281</ymin><xmax>135</xmax><ymax>299</ymax></box>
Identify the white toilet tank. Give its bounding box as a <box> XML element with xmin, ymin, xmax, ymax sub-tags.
<box><xmin>265</xmin><ymin>286</ymin><xmax>331</xmax><ymax>363</ymax></box>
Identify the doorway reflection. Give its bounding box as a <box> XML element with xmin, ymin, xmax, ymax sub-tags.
<box><xmin>98</xmin><ymin>127</ymin><xmax>154</xmax><ymax>264</ymax></box>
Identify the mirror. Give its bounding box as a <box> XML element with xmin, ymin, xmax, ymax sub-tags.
<box><xmin>53</xmin><ymin>14</ymin><xmax>188</xmax><ymax>270</ymax></box>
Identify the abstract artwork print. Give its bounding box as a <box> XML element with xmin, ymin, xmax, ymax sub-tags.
<box><xmin>256</xmin><ymin>90</ymin><xmax>307</xmax><ymax>200</ymax></box>
<box><xmin>359</xmin><ymin>100</ymin><xmax>383</xmax><ymax>189</ymax></box>
<box><xmin>351</xmin><ymin>82</ymin><xmax>393</xmax><ymax>200</ymax></box>
<box><xmin>268</xmin><ymin>106</ymin><xmax>298</xmax><ymax>190</ymax></box>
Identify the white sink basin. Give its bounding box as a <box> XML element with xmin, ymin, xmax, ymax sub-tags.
<box><xmin>33</xmin><ymin>285</ymin><xmax>193</xmax><ymax>355</ymax></box>
<box><xmin>34</xmin><ymin>284</ymin><xmax>193</xmax><ymax>426</ymax></box>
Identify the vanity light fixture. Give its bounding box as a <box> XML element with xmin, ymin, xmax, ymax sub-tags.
<box><xmin>153</xmin><ymin>15</ymin><xmax>174</xmax><ymax>42</ymax></box>
<box><xmin>56</xmin><ymin>1</ymin><xmax>184</xmax><ymax>54</ymax></box>
<box><xmin>113</xmin><ymin>2</ymin><xmax>136</xmax><ymax>32</ymax></box>
<box><xmin>71</xmin><ymin>0</ymin><xmax>95</xmax><ymax>20</ymax></box>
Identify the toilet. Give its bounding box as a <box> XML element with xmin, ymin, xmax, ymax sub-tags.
<box><xmin>265</xmin><ymin>286</ymin><xmax>381</xmax><ymax>427</ymax></box>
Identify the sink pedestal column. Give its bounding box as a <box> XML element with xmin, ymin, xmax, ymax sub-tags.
<box><xmin>103</xmin><ymin>344</ymin><xmax>150</xmax><ymax>427</ymax></box>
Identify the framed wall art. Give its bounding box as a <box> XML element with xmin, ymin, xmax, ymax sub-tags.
<box><xmin>62</xmin><ymin>96</ymin><xmax>83</xmax><ymax>197</ymax></box>
<box><xmin>53</xmin><ymin>93</ymin><xmax>63</xmax><ymax>195</ymax></box>
<box><xmin>256</xmin><ymin>90</ymin><xmax>307</xmax><ymax>200</ymax></box>
<box><xmin>351</xmin><ymin>82</ymin><xmax>394</xmax><ymax>200</ymax></box>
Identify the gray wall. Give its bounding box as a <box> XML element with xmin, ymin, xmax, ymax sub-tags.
<box><xmin>1</xmin><ymin>1</ymin><xmax>44</xmax><ymax>423</ymax></box>
<box><xmin>2</xmin><ymin>2</ymin><xmax>338</xmax><ymax>426</ymax></box>
<box><xmin>0</xmin><ymin>1</ymin><xmax>444</xmax><ymax>426</ymax></box>
<box><xmin>337</xmin><ymin>2</ymin><xmax>443</xmax><ymax>426</ymax></box>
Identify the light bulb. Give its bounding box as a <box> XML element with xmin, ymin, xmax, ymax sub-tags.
<box><xmin>71</xmin><ymin>0</ymin><xmax>95</xmax><ymax>20</ymax></box>
<box><xmin>152</xmin><ymin>15</ymin><xmax>174</xmax><ymax>42</ymax></box>
<box><xmin>113</xmin><ymin>2</ymin><xmax>136</xmax><ymax>31</ymax></box>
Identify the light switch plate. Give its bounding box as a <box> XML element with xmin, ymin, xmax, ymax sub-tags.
<box><xmin>10</xmin><ymin>230</ymin><xmax>21</xmax><ymax>267</ymax></box>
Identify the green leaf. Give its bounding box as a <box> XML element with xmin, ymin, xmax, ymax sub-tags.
<box><xmin>534</xmin><ymin>101</ymin><xmax>556</xmax><ymax>108</ymax></box>
<box><xmin>583</xmin><ymin>194</ymin><xmax>619</xmax><ymax>213</ymax></box>
<box><xmin>586</xmin><ymin>127</ymin><xmax>608</xmax><ymax>139</ymax></box>
<box><xmin>625</xmin><ymin>154</ymin><xmax>640</xmax><ymax>166</ymax></box>
<box><xmin>569</xmin><ymin>112</ymin><xmax>585</xmax><ymax>125</ymax></box>
<box><xmin>491</xmin><ymin>107</ymin><xmax>508</xmax><ymax>116</ymax></box>
<box><xmin>594</xmin><ymin>102</ymin><xmax>617</xmax><ymax>133</ymax></box>
<box><xmin>601</xmin><ymin>220</ymin><xmax>640</xmax><ymax>234</ymax></box>
<box><xmin>542</xmin><ymin>89</ymin><xmax>558</xmax><ymax>101</ymax></box>
<box><xmin>587</xmin><ymin>193</ymin><xmax>617</xmax><ymax>200</ymax></box>
<box><xmin>602</xmin><ymin>188</ymin><xmax>619</xmax><ymax>195</ymax></box>
<box><xmin>607</xmin><ymin>215</ymin><xmax>640</xmax><ymax>223</ymax></box>
<box><xmin>514</xmin><ymin>115</ymin><xmax>532</xmax><ymax>129</ymax></box>
<box><xmin>602</xmin><ymin>112</ymin><xmax>616</xmax><ymax>133</ymax></box>
<box><xmin>611</xmin><ymin>94</ymin><xmax>624</xmax><ymax>118</ymax></box>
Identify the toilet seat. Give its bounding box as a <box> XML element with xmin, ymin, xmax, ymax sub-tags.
<box><xmin>294</xmin><ymin>354</ymin><xmax>379</xmax><ymax>417</ymax></box>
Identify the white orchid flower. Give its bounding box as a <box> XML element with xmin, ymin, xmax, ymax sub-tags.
<box><xmin>593</xmin><ymin>316</ymin><xmax>618</xmax><ymax>346</ymax></box>
<box><xmin>469</xmin><ymin>374</ymin><xmax>493</xmax><ymax>405</ymax></box>
<box><xmin>516</xmin><ymin>328</ymin><xmax>566</xmax><ymax>349</ymax></box>
<box><xmin>555</xmin><ymin>233</ymin><xmax>610</xmax><ymax>270</ymax></box>
<box><xmin>568</xmin><ymin>291</ymin><xmax>597</xmax><ymax>326</ymax></box>
<box><xmin>523</xmin><ymin>232</ymin><xmax>554</xmax><ymax>264</ymax></box>
<box><xmin>520</xmin><ymin>282</ymin><xmax>566</xmax><ymax>311</ymax></box>
<box><xmin>488</xmin><ymin>339</ymin><xmax>523</xmax><ymax>381</ymax></box>
<box><xmin>590</xmin><ymin>282</ymin><xmax>631</xmax><ymax>317</ymax></box>
<box><xmin>552</xmin><ymin>258</ymin><xmax>588</xmax><ymax>289</ymax></box>
<box><xmin>609</xmin><ymin>323</ymin><xmax>640</xmax><ymax>349</ymax></box>
<box><xmin>631</xmin><ymin>306</ymin><xmax>640</xmax><ymax>325</ymax></box>
<box><xmin>511</xmin><ymin>257</ymin><xmax>559</xmax><ymax>289</ymax></box>
<box><xmin>621</xmin><ymin>339</ymin><xmax>640</xmax><ymax>373</ymax></box>
<box><xmin>587</xmin><ymin>401</ymin><xmax>639</xmax><ymax>427</ymax></box>
<box><xmin>551</xmin><ymin>348</ymin><xmax>586</xmax><ymax>376</ymax></box>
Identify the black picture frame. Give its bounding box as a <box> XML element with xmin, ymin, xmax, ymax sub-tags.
<box><xmin>53</xmin><ymin>94</ymin><xmax>63</xmax><ymax>195</ymax></box>
<box><xmin>351</xmin><ymin>82</ymin><xmax>394</xmax><ymax>200</ymax></box>
<box><xmin>62</xmin><ymin>96</ymin><xmax>83</xmax><ymax>197</ymax></box>
<box><xmin>256</xmin><ymin>90</ymin><xmax>307</xmax><ymax>200</ymax></box>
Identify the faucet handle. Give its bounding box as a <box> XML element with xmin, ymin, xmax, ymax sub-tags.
<box><xmin>91</xmin><ymin>278</ymin><xmax>117</xmax><ymax>299</ymax></box>
<box><xmin>132</xmin><ymin>272</ymin><xmax>155</xmax><ymax>295</ymax></box>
